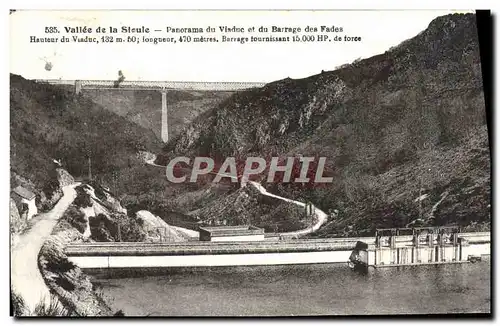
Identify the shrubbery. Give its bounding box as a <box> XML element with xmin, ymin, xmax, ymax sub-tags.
<box><xmin>73</xmin><ymin>186</ymin><xmax>93</xmax><ymax>208</ymax></box>
<box><xmin>11</xmin><ymin>290</ymin><xmax>75</xmax><ymax>316</ymax></box>
<box><xmin>89</xmin><ymin>213</ymin><xmax>146</xmax><ymax>242</ymax></box>
<box><xmin>62</xmin><ymin>206</ymin><xmax>87</xmax><ymax>234</ymax></box>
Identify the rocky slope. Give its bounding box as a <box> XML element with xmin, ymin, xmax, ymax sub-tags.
<box><xmin>157</xmin><ymin>13</ymin><xmax>490</xmax><ymax>236</ymax></box>
<box><xmin>189</xmin><ymin>183</ymin><xmax>307</xmax><ymax>233</ymax></box>
<box><xmin>32</xmin><ymin>178</ymin><xmax>192</xmax><ymax>316</ymax></box>
<box><xmin>10</xmin><ymin>168</ymin><xmax>74</xmax><ymax>248</ymax></box>
<box><xmin>59</xmin><ymin>182</ymin><xmax>191</xmax><ymax>243</ymax></box>
<box><xmin>35</xmin><ymin>179</ymin><xmax>190</xmax><ymax>316</ymax></box>
<box><xmin>38</xmin><ymin>228</ymin><xmax>113</xmax><ymax>316</ymax></box>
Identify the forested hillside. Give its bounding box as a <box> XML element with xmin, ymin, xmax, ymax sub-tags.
<box><xmin>157</xmin><ymin>13</ymin><xmax>490</xmax><ymax>236</ymax></box>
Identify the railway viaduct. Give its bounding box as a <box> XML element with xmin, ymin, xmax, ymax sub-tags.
<box><xmin>36</xmin><ymin>79</ymin><xmax>266</xmax><ymax>143</ymax></box>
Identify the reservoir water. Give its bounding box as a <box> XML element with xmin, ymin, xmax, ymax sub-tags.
<box><xmin>91</xmin><ymin>259</ymin><xmax>490</xmax><ymax>316</ymax></box>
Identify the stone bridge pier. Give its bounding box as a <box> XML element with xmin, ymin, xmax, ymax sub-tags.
<box><xmin>161</xmin><ymin>90</ymin><xmax>168</xmax><ymax>143</ymax></box>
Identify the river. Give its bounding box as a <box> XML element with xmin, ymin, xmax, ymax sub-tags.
<box><xmin>91</xmin><ymin>259</ymin><xmax>490</xmax><ymax>316</ymax></box>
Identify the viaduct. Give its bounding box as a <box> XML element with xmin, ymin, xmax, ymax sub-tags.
<box><xmin>36</xmin><ymin>79</ymin><xmax>266</xmax><ymax>143</ymax></box>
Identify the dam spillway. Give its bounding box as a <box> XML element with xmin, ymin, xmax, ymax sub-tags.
<box><xmin>348</xmin><ymin>228</ymin><xmax>490</xmax><ymax>269</ymax></box>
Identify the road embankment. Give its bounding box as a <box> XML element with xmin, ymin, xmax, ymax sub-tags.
<box><xmin>38</xmin><ymin>227</ymin><xmax>114</xmax><ymax>316</ymax></box>
<box><xmin>11</xmin><ymin>184</ymin><xmax>78</xmax><ymax>313</ymax></box>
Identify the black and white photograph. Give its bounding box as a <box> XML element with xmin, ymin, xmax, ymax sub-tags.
<box><xmin>9</xmin><ymin>8</ymin><xmax>492</xmax><ymax>317</ymax></box>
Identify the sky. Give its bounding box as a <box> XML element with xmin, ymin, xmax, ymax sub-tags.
<box><xmin>10</xmin><ymin>10</ymin><xmax>471</xmax><ymax>82</ymax></box>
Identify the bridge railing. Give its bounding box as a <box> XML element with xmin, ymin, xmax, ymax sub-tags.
<box><xmin>35</xmin><ymin>79</ymin><xmax>267</xmax><ymax>91</ymax></box>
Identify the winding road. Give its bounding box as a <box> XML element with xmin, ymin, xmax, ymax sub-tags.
<box><xmin>248</xmin><ymin>181</ymin><xmax>328</xmax><ymax>238</ymax></box>
<box><xmin>145</xmin><ymin>155</ymin><xmax>328</xmax><ymax>238</ymax></box>
<box><xmin>11</xmin><ymin>183</ymin><xmax>79</xmax><ymax>314</ymax></box>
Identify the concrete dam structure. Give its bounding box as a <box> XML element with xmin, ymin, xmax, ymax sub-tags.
<box><xmin>65</xmin><ymin>231</ymin><xmax>489</xmax><ymax>270</ymax></box>
<box><xmin>349</xmin><ymin>228</ymin><xmax>490</xmax><ymax>269</ymax></box>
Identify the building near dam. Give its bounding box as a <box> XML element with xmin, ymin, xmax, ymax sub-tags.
<box><xmin>199</xmin><ymin>225</ymin><xmax>265</xmax><ymax>242</ymax></box>
<box><xmin>11</xmin><ymin>185</ymin><xmax>37</xmax><ymax>221</ymax></box>
<box><xmin>349</xmin><ymin>227</ymin><xmax>490</xmax><ymax>269</ymax></box>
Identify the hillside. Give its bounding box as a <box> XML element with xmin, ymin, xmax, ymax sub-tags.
<box><xmin>83</xmin><ymin>89</ymin><xmax>233</xmax><ymax>141</ymax></box>
<box><xmin>10</xmin><ymin>74</ymin><xmax>222</xmax><ymax>232</ymax></box>
<box><xmin>10</xmin><ymin>75</ymin><xmax>163</xmax><ymax>211</ymax></box>
<box><xmin>189</xmin><ymin>184</ymin><xmax>307</xmax><ymax>233</ymax></box>
<box><xmin>157</xmin><ymin>13</ymin><xmax>490</xmax><ymax>236</ymax></box>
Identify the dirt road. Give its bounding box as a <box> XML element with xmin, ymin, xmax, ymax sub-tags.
<box><xmin>248</xmin><ymin>181</ymin><xmax>328</xmax><ymax>238</ymax></box>
<box><xmin>11</xmin><ymin>183</ymin><xmax>79</xmax><ymax>313</ymax></box>
<box><xmin>143</xmin><ymin>156</ymin><xmax>328</xmax><ymax>238</ymax></box>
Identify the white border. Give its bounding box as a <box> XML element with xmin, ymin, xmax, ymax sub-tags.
<box><xmin>3</xmin><ymin>0</ymin><xmax>499</xmax><ymax>325</ymax></box>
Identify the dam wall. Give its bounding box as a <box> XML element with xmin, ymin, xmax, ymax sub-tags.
<box><xmin>66</xmin><ymin>233</ymin><xmax>489</xmax><ymax>269</ymax></box>
<box><xmin>68</xmin><ymin>251</ymin><xmax>352</xmax><ymax>269</ymax></box>
<box><xmin>67</xmin><ymin>238</ymin><xmax>370</xmax><ymax>268</ymax></box>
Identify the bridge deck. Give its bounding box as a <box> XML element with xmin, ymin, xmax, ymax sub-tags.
<box><xmin>35</xmin><ymin>79</ymin><xmax>267</xmax><ymax>91</ymax></box>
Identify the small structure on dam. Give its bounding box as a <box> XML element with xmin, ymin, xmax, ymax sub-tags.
<box><xmin>349</xmin><ymin>227</ymin><xmax>489</xmax><ymax>269</ymax></box>
<box><xmin>199</xmin><ymin>225</ymin><xmax>265</xmax><ymax>242</ymax></box>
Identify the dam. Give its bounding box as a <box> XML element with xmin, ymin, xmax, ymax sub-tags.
<box><xmin>65</xmin><ymin>229</ymin><xmax>490</xmax><ymax>270</ymax></box>
<box><xmin>349</xmin><ymin>228</ymin><xmax>490</xmax><ymax>269</ymax></box>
